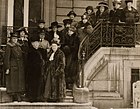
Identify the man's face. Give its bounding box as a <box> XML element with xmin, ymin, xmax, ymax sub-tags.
<box><xmin>39</xmin><ymin>23</ymin><xmax>45</xmax><ymax>28</ymax></box>
<box><xmin>31</xmin><ymin>41</ymin><xmax>39</xmax><ymax>49</ymax></box>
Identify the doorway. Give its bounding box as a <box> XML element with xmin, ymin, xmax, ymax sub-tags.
<box><xmin>131</xmin><ymin>69</ymin><xmax>140</xmax><ymax>103</ymax></box>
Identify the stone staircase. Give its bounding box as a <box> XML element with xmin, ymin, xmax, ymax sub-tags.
<box><xmin>0</xmin><ymin>87</ymin><xmax>97</xmax><ymax>109</ymax></box>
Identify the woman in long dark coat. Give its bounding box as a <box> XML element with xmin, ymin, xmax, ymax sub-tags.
<box><xmin>62</xmin><ymin>26</ymin><xmax>80</xmax><ymax>89</ymax></box>
<box><xmin>44</xmin><ymin>40</ymin><xmax>66</xmax><ymax>102</ymax></box>
<box><xmin>4</xmin><ymin>33</ymin><xmax>25</xmax><ymax>102</ymax></box>
<box><xmin>123</xmin><ymin>0</ymin><xmax>139</xmax><ymax>24</ymax></box>
<box><xmin>27</xmin><ymin>37</ymin><xmax>44</xmax><ymax>102</ymax></box>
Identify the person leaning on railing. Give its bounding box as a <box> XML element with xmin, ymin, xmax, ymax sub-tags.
<box><xmin>123</xmin><ymin>0</ymin><xmax>139</xmax><ymax>24</ymax></box>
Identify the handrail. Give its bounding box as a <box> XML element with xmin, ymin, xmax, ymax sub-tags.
<box><xmin>78</xmin><ymin>21</ymin><xmax>139</xmax><ymax>63</ymax></box>
<box><xmin>78</xmin><ymin>20</ymin><xmax>104</xmax><ymax>61</ymax></box>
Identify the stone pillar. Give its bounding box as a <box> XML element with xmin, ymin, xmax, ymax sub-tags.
<box><xmin>44</xmin><ymin>0</ymin><xmax>56</xmax><ymax>27</ymax></box>
<box><xmin>73</xmin><ymin>86</ymin><xmax>89</xmax><ymax>103</ymax></box>
<box><xmin>24</xmin><ymin>0</ymin><xmax>29</xmax><ymax>27</ymax></box>
<box><xmin>44</xmin><ymin>0</ymin><xmax>50</xmax><ymax>27</ymax></box>
<box><xmin>0</xmin><ymin>0</ymin><xmax>8</xmax><ymax>44</ymax></box>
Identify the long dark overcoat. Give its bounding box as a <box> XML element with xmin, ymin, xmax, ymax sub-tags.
<box><xmin>44</xmin><ymin>49</ymin><xmax>66</xmax><ymax>102</ymax></box>
<box><xmin>27</xmin><ymin>46</ymin><xmax>44</xmax><ymax>101</ymax></box>
<box><xmin>123</xmin><ymin>7</ymin><xmax>139</xmax><ymax>23</ymax></box>
<box><xmin>4</xmin><ymin>42</ymin><xmax>25</xmax><ymax>93</ymax></box>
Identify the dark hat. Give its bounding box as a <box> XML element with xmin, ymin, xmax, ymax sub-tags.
<box><xmin>10</xmin><ymin>32</ymin><xmax>18</xmax><ymax>38</ymax></box>
<box><xmin>16</xmin><ymin>27</ymin><xmax>28</xmax><ymax>35</ymax></box>
<box><xmin>125</xmin><ymin>0</ymin><xmax>133</xmax><ymax>3</ymax></box>
<box><xmin>96</xmin><ymin>1</ymin><xmax>109</xmax><ymax>9</ymax></box>
<box><xmin>63</xmin><ymin>19</ymin><xmax>73</xmax><ymax>25</ymax></box>
<box><xmin>112</xmin><ymin>0</ymin><xmax>122</xmax><ymax>5</ymax></box>
<box><xmin>49</xmin><ymin>21</ymin><xmax>62</xmax><ymax>29</ymax></box>
<box><xmin>67</xmin><ymin>11</ymin><xmax>77</xmax><ymax>17</ymax></box>
<box><xmin>51</xmin><ymin>39</ymin><xmax>60</xmax><ymax>45</ymax></box>
<box><xmin>37</xmin><ymin>19</ymin><xmax>45</xmax><ymax>24</ymax></box>
<box><xmin>86</xmin><ymin>6</ymin><xmax>94</xmax><ymax>12</ymax></box>
<box><xmin>30</xmin><ymin>36</ymin><xmax>39</xmax><ymax>42</ymax></box>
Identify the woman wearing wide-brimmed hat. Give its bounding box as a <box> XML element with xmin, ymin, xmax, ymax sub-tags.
<box><xmin>16</xmin><ymin>27</ymin><xmax>29</xmax><ymax>94</ymax></box>
<box><xmin>95</xmin><ymin>1</ymin><xmax>109</xmax><ymax>23</ymax></box>
<box><xmin>4</xmin><ymin>32</ymin><xmax>25</xmax><ymax>102</ymax></box>
<box><xmin>123</xmin><ymin>0</ymin><xmax>139</xmax><ymax>24</ymax></box>
<box><xmin>48</xmin><ymin>21</ymin><xmax>62</xmax><ymax>43</ymax></box>
<box><xmin>109</xmin><ymin>0</ymin><xmax>125</xmax><ymax>23</ymax></box>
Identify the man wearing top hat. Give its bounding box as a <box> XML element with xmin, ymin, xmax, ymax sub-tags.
<box><xmin>109</xmin><ymin>0</ymin><xmax>125</xmax><ymax>23</ymax></box>
<box><xmin>123</xmin><ymin>0</ymin><xmax>139</xmax><ymax>24</ymax></box>
<box><xmin>67</xmin><ymin>11</ymin><xmax>78</xmax><ymax>27</ymax></box>
<box><xmin>47</xmin><ymin>21</ymin><xmax>62</xmax><ymax>44</ymax></box>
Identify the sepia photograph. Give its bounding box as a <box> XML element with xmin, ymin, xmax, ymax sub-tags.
<box><xmin>0</xmin><ymin>0</ymin><xmax>140</xmax><ymax>109</ymax></box>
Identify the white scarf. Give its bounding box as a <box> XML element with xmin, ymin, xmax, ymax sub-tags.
<box><xmin>49</xmin><ymin>52</ymin><xmax>55</xmax><ymax>61</ymax></box>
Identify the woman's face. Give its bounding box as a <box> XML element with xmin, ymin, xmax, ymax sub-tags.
<box><xmin>39</xmin><ymin>34</ymin><xmax>45</xmax><ymax>39</ymax></box>
<box><xmin>31</xmin><ymin>41</ymin><xmax>39</xmax><ymax>49</ymax></box>
<box><xmin>52</xmin><ymin>26</ymin><xmax>58</xmax><ymax>32</ymax></box>
<box><xmin>100</xmin><ymin>6</ymin><xmax>105</xmax><ymax>13</ymax></box>
<box><xmin>20</xmin><ymin>31</ymin><xmax>25</xmax><ymax>37</ymax></box>
<box><xmin>114</xmin><ymin>3</ymin><xmax>121</xmax><ymax>9</ymax></box>
<box><xmin>87</xmin><ymin>9</ymin><xmax>92</xmax><ymax>14</ymax></box>
<box><xmin>69</xmin><ymin>15</ymin><xmax>75</xmax><ymax>20</ymax></box>
<box><xmin>39</xmin><ymin>23</ymin><xmax>45</xmax><ymax>28</ymax></box>
<box><xmin>51</xmin><ymin>43</ymin><xmax>58</xmax><ymax>52</ymax></box>
<box><xmin>127</xmin><ymin>2</ymin><xmax>132</xmax><ymax>8</ymax></box>
<box><xmin>68</xmin><ymin>30</ymin><xmax>74</xmax><ymax>36</ymax></box>
<box><xmin>11</xmin><ymin>37</ymin><xmax>18</xmax><ymax>44</ymax></box>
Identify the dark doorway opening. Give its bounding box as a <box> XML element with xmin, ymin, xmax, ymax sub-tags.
<box><xmin>131</xmin><ymin>69</ymin><xmax>140</xmax><ymax>104</ymax></box>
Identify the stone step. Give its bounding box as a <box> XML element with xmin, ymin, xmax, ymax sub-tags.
<box><xmin>63</xmin><ymin>96</ymin><xmax>73</xmax><ymax>103</ymax></box>
<box><xmin>0</xmin><ymin>102</ymin><xmax>97</xmax><ymax>109</ymax></box>
<box><xmin>66</xmin><ymin>89</ymin><xmax>73</xmax><ymax>96</ymax></box>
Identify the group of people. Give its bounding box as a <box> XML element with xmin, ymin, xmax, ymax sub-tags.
<box><xmin>3</xmin><ymin>0</ymin><xmax>139</xmax><ymax>103</ymax></box>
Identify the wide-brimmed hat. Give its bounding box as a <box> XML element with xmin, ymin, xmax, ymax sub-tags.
<box><xmin>96</xmin><ymin>1</ymin><xmax>109</xmax><ymax>9</ymax></box>
<box><xmin>63</xmin><ymin>19</ymin><xmax>73</xmax><ymax>25</ymax></box>
<box><xmin>10</xmin><ymin>32</ymin><xmax>18</xmax><ymax>38</ymax></box>
<box><xmin>49</xmin><ymin>21</ymin><xmax>62</xmax><ymax>29</ymax></box>
<box><xmin>16</xmin><ymin>27</ymin><xmax>28</xmax><ymax>35</ymax></box>
<box><xmin>67</xmin><ymin>11</ymin><xmax>77</xmax><ymax>17</ymax></box>
<box><xmin>125</xmin><ymin>0</ymin><xmax>133</xmax><ymax>4</ymax></box>
<box><xmin>37</xmin><ymin>19</ymin><xmax>45</xmax><ymax>24</ymax></box>
<box><xmin>86</xmin><ymin>6</ymin><xmax>94</xmax><ymax>12</ymax></box>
